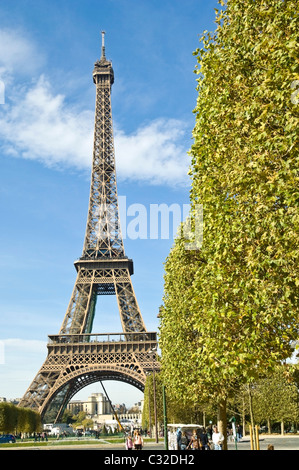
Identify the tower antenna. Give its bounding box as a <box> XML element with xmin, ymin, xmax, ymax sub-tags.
<box><xmin>101</xmin><ymin>30</ymin><xmax>106</xmax><ymax>58</ymax></box>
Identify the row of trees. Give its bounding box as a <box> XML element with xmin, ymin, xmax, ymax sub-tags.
<box><xmin>61</xmin><ymin>410</ymin><xmax>94</xmax><ymax>430</ymax></box>
<box><xmin>159</xmin><ymin>0</ymin><xmax>298</xmax><ymax>450</ymax></box>
<box><xmin>143</xmin><ymin>365</ymin><xmax>299</xmax><ymax>437</ymax></box>
<box><xmin>0</xmin><ymin>402</ymin><xmax>41</xmax><ymax>434</ymax></box>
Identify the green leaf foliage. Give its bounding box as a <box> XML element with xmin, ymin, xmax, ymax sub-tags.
<box><xmin>160</xmin><ymin>0</ymin><xmax>299</xmax><ymax>405</ymax></box>
<box><xmin>0</xmin><ymin>402</ymin><xmax>41</xmax><ymax>433</ymax></box>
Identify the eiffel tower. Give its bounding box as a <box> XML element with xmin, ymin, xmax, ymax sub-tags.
<box><xmin>19</xmin><ymin>32</ymin><xmax>159</xmax><ymax>422</ymax></box>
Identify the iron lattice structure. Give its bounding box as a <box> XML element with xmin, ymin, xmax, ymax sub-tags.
<box><xmin>18</xmin><ymin>33</ymin><xmax>159</xmax><ymax>421</ymax></box>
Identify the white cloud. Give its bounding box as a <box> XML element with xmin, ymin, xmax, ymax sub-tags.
<box><xmin>0</xmin><ymin>75</ymin><xmax>94</xmax><ymax>169</ymax></box>
<box><xmin>0</xmin><ymin>29</ymin><xmax>191</xmax><ymax>187</ymax></box>
<box><xmin>0</xmin><ymin>28</ymin><xmax>44</xmax><ymax>79</ymax></box>
<box><xmin>115</xmin><ymin>119</ymin><xmax>190</xmax><ymax>186</ymax></box>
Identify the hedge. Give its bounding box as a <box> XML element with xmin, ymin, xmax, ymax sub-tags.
<box><xmin>0</xmin><ymin>402</ymin><xmax>41</xmax><ymax>434</ymax></box>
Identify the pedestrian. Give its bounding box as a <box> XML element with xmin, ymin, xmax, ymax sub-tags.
<box><xmin>237</xmin><ymin>424</ymin><xmax>243</xmax><ymax>441</ymax></box>
<box><xmin>176</xmin><ymin>427</ymin><xmax>182</xmax><ymax>449</ymax></box>
<box><xmin>180</xmin><ymin>431</ymin><xmax>189</xmax><ymax>450</ymax></box>
<box><xmin>125</xmin><ymin>435</ymin><xmax>133</xmax><ymax>450</ymax></box>
<box><xmin>207</xmin><ymin>424</ymin><xmax>213</xmax><ymax>440</ymax></box>
<box><xmin>134</xmin><ymin>431</ymin><xmax>143</xmax><ymax>450</ymax></box>
<box><xmin>187</xmin><ymin>429</ymin><xmax>200</xmax><ymax>450</ymax></box>
<box><xmin>212</xmin><ymin>425</ymin><xmax>224</xmax><ymax>450</ymax></box>
<box><xmin>199</xmin><ymin>427</ymin><xmax>210</xmax><ymax>450</ymax></box>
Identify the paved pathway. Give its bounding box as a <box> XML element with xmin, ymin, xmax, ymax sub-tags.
<box><xmin>227</xmin><ymin>434</ymin><xmax>299</xmax><ymax>451</ymax></box>
<box><xmin>2</xmin><ymin>435</ymin><xmax>299</xmax><ymax>451</ymax></box>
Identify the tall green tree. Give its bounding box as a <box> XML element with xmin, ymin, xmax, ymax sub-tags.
<box><xmin>160</xmin><ymin>0</ymin><xmax>298</xmax><ymax>449</ymax></box>
<box><xmin>252</xmin><ymin>366</ymin><xmax>299</xmax><ymax>434</ymax></box>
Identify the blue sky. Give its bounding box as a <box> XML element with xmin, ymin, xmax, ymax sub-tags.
<box><xmin>0</xmin><ymin>0</ymin><xmax>219</xmax><ymax>407</ymax></box>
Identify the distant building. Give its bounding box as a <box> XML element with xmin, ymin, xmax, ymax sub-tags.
<box><xmin>0</xmin><ymin>397</ymin><xmax>20</xmax><ymax>405</ymax></box>
<box><xmin>67</xmin><ymin>392</ymin><xmax>143</xmax><ymax>431</ymax></box>
<box><xmin>67</xmin><ymin>393</ymin><xmax>110</xmax><ymax>416</ymax></box>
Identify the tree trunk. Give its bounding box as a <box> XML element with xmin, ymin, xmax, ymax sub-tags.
<box><xmin>267</xmin><ymin>418</ymin><xmax>271</xmax><ymax>434</ymax></box>
<box><xmin>217</xmin><ymin>398</ymin><xmax>227</xmax><ymax>450</ymax></box>
<box><xmin>203</xmin><ymin>411</ymin><xmax>206</xmax><ymax>428</ymax></box>
<box><xmin>242</xmin><ymin>397</ymin><xmax>246</xmax><ymax>437</ymax></box>
<box><xmin>248</xmin><ymin>384</ymin><xmax>257</xmax><ymax>449</ymax></box>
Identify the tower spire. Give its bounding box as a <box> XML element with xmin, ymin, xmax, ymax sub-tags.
<box><xmin>101</xmin><ymin>30</ymin><xmax>106</xmax><ymax>59</ymax></box>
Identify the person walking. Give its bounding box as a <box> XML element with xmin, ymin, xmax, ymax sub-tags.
<box><xmin>237</xmin><ymin>424</ymin><xmax>243</xmax><ymax>441</ymax></box>
<box><xmin>125</xmin><ymin>435</ymin><xmax>133</xmax><ymax>450</ymax></box>
<box><xmin>180</xmin><ymin>431</ymin><xmax>189</xmax><ymax>450</ymax></box>
<box><xmin>134</xmin><ymin>432</ymin><xmax>144</xmax><ymax>450</ymax></box>
<box><xmin>212</xmin><ymin>425</ymin><xmax>224</xmax><ymax>450</ymax></box>
<box><xmin>187</xmin><ymin>429</ymin><xmax>200</xmax><ymax>450</ymax></box>
<box><xmin>199</xmin><ymin>427</ymin><xmax>210</xmax><ymax>450</ymax></box>
<box><xmin>176</xmin><ymin>427</ymin><xmax>182</xmax><ymax>449</ymax></box>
